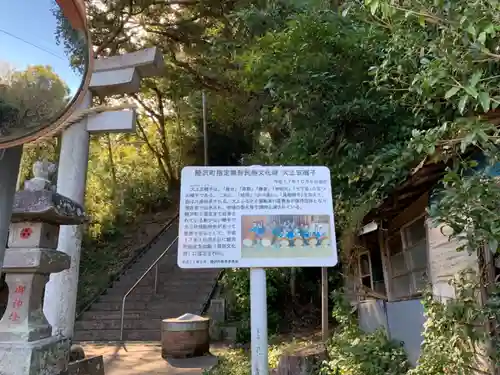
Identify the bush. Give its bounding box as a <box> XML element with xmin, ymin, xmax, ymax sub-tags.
<box><xmin>204</xmin><ymin>349</ymin><xmax>250</xmax><ymax>375</ymax></box>
<box><xmin>321</xmin><ymin>291</ymin><xmax>409</xmax><ymax>375</ymax></box>
<box><xmin>321</xmin><ymin>328</ymin><xmax>409</xmax><ymax>375</ymax></box>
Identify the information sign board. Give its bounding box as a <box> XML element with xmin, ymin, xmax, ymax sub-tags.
<box><xmin>178</xmin><ymin>166</ymin><xmax>338</xmax><ymax>268</ymax></box>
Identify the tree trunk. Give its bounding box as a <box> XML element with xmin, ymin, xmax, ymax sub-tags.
<box><xmin>274</xmin><ymin>343</ymin><xmax>327</xmax><ymax>375</ymax></box>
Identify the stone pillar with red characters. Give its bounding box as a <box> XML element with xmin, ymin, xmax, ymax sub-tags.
<box><xmin>0</xmin><ymin>161</ymin><xmax>86</xmax><ymax>375</ymax></box>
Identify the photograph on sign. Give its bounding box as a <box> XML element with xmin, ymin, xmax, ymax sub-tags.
<box><xmin>241</xmin><ymin>215</ymin><xmax>333</xmax><ymax>259</ymax></box>
<box><xmin>178</xmin><ymin>165</ymin><xmax>338</xmax><ymax>268</ymax></box>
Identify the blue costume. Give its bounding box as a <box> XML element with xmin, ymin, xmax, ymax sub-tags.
<box><xmin>272</xmin><ymin>227</ymin><xmax>281</xmax><ymax>237</ymax></box>
<box><xmin>257</xmin><ymin>225</ymin><xmax>265</xmax><ymax>237</ymax></box>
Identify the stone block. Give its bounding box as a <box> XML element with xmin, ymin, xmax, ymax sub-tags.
<box><xmin>3</xmin><ymin>249</ymin><xmax>70</xmax><ymax>274</ymax></box>
<box><xmin>68</xmin><ymin>356</ymin><xmax>105</xmax><ymax>375</ymax></box>
<box><xmin>8</xmin><ymin>222</ymin><xmax>59</xmax><ymax>250</ymax></box>
<box><xmin>93</xmin><ymin>47</ymin><xmax>164</xmax><ymax>78</ymax></box>
<box><xmin>86</xmin><ymin>110</ymin><xmax>136</xmax><ymax>134</ymax></box>
<box><xmin>0</xmin><ymin>336</ymin><xmax>69</xmax><ymax>375</ymax></box>
<box><xmin>208</xmin><ymin>299</ymin><xmax>226</xmax><ymax>323</ymax></box>
<box><xmin>89</xmin><ymin>68</ymin><xmax>140</xmax><ymax>97</ymax></box>
<box><xmin>220</xmin><ymin>324</ymin><xmax>238</xmax><ymax>343</ymax></box>
<box><xmin>209</xmin><ymin>321</ymin><xmax>222</xmax><ymax>342</ymax></box>
<box><xmin>11</xmin><ymin>190</ymin><xmax>86</xmax><ymax>226</ymax></box>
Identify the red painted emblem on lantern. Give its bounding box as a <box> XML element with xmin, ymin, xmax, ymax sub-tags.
<box><xmin>20</xmin><ymin>227</ymin><xmax>32</xmax><ymax>239</ymax></box>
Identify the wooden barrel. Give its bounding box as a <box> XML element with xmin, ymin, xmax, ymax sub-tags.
<box><xmin>161</xmin><ymin>314</ymin><xmax>210</xmax><ymax>359</ymax></box>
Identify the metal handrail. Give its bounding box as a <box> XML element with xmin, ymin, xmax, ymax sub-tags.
<box><xmin>76</xmin><ymin>213</ymin><xmax>179</xmax><ymax>320</ymax></box>
<box><xmin>119</xmin><ymin>236</ymin><xmax>179</xmax><ymax>342</ymax></box>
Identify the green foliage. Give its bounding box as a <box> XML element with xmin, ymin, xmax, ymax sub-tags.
<box><xmin>51</xmin><ymin>0</ymin><xmax>88</xmax><ymax>74</ymax></box>
<box><xmin>429</xmin><ymin>168</ymin><xmax>500</xmax><ymax>254</ymax></box>
<box><xmin>409</xmin><ymin>272</ymin><xmax>494</xmax><ymax>375</ymax></box>
<box><xmin>0</xmin><ymin>65</ymin><xmax>70</xmax><ymax>136</ymax></box>
<box><xmin>237</xmin><ymin>4</ymin><xmax>433</xmax><ymax>240</ymax></box>
<box><xmin>363</xmin><ymin>0</ymin><xmax>500</xmax><ymax>117</ymax></box>
<box><xmin>206</xmin><ymin>338</ymin><xmax>321</xmax><ymax>375</ymax></box>
<box><xmin>321</xmin><ymin>291</ymin><xmax>409</xmax><ymax>375</ymax></box>
<box><xmin>204</xmin><ymin>348</ymin><xmax>250</xmax><ymax>375</ymax></box>
<box><xmin>221</xmin><ymin>266</ymin><xmax>342</xmax><ymax>342</ymax></box>
<box><xmin>220</xmin><ymin>268</ymin><xmax>287</xmax><ymax>341</ymax></box>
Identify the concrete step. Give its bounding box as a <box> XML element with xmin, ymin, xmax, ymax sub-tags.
<box><xmin>113</xmin><ymin>267</ymin><xmax>217</xmax><ymax>280</ymax></box>
<box><xmin>79</xmin><ymin>311</ymin><xmax>150</xmax><ymax>320</ymax></box>
<box><xmin>91</xmin><ymin>296</ymin><xmax>209</xmax><ymax>311</ymax></box>
<box><xmin>90</xmin><ymin>301</ymin><xmax>156</xmax><ymax>311</ymax></box>
<box><xmin>73</xmin><ymin>329</ymin><xmax>161</xmax><ymax>342</ymax></box>
<box><xmin>74</xmin><ymin>220</ymin><xmax>220</xmax><ymax>342</ymax></box>
<box><xmin>75</xmin><ymin>318</ymin><xmax>163</xmax><ymax>331</ymax></box>
<box><xmin>79</xmin><ymin>309</ymin><xmax>199</xmax><ymax>321</ymax></box>
<box><xmin>108</xmin><ymin>273</ymin><xmax>217</xmax><ymax>293</ymax></box>
<box><xmin>108</xmin><ymin>266</ymin><xmax>179</xmax><ymax>287</ymax></box>
<box><xmin>99</xmin><ymin>286</ymin><xmax>215</xmax><ymax>303</ymax></box>
<box><xmin>87</xmin><ymin>300</ymin><xmax>202</xmax><ymax>314</ymax></box>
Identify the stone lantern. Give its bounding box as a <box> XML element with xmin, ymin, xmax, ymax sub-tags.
<box><xmin>0</xmin><ymin>161</ymin><xmax>86</xmax><ymax>375</ymax></box>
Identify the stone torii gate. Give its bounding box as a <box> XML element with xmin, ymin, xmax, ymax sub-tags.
<box><xmin>43</xmin><ymin>47</ymin><xmax>165</xmax><ymax>338</ymax></box>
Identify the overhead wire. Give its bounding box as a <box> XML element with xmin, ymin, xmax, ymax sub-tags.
<box><xmin>0</xmin><ymin>28</ymin><xmax>65</xmax><ymax>61</ymax></box>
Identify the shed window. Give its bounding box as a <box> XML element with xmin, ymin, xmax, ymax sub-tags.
<box><xmin>356</xmin><ymin>245</ymin><xmax>386</xmax><ymax>299</ymax></box>
<box><xmin>358</xmin><ymin>252</ymin><xmax>373</xmax><ymax>289</ymax></box>
<box><xmin>387</xmin><ymin>215</ymin><xmax>428</xmax><ymax>299</ymax></box>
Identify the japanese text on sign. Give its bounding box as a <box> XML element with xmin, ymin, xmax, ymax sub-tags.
<box><xmin>178</xmin><ymin>166</ymin><xmax>338</xmax><ymax>269</ymax></box>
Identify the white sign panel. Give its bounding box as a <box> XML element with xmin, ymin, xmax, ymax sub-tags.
<box><xmin>178</xmin><ymin>166</ymin><xmax>338</xmax><ymax>268</ymax></box>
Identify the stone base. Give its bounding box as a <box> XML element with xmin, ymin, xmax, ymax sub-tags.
<box><xmin>0</xmin><ymin>336</ymin><xmax>70</xmax><ymax>375</ymax></box>
<box><xmin>220</xmin><ymin>324</ymin><xmax>238</xmax><ymax>343</ymax></box>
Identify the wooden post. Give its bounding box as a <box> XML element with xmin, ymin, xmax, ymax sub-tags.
<box><xmin>378</xmin><ymin>226</ymin><xmax>393</xmax><ymax>302</ymax></box>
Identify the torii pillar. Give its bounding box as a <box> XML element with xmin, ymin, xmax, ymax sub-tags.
<box><xmin>43</xmin><ymin>48</ymin><xmax>165</xmax><ymax>338</ymax></box>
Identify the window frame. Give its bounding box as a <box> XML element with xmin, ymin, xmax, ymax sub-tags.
<box><xmin>358</xmin><ymin>250</ymin><xmax>374</xmax><ymax>290</ymax></box>
<box><xmin>387</xmin><ymin>213</ymin><xmax>428</xmax><ymax>300</ymax></box>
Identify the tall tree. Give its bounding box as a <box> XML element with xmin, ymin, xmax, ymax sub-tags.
<box><xmin>0</xmin><ymin>65</ymin><xmax>70</xmax><ymax>137</ymax></box>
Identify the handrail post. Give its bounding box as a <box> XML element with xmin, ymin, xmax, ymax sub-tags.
<box><xmin>120</xmin><ymin>298</ymin><xmax>126</xmax><ymax>342</ymax></box>
<box><xmin>119</xmin><ymin>236</ymin><xmax>178</xmax><ymax>343</ymax></box>
<box><xmin>154</xmin><ymin>264</ymin><xmax>158</xmax><ymax>294</ymax></box>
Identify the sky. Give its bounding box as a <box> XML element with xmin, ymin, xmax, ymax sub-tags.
<box><xmin>0</xmin><ymin>0</ymin><xmax>83</xmax><ymax>95</ymax></box>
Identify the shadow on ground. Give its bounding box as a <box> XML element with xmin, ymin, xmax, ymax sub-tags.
<box><xmin>83</xmin><ymin>343</ymin><xmax>218</xmax><ymax>375</ymax></box>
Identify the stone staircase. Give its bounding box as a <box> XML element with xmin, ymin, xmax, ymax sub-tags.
<box><xmin>73</xmin><ymin>221</ymin><xmax>220</xmax><ymax>342</ymax></box>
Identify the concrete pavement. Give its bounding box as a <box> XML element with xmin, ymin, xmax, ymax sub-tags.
<box><xmin>82</xmin><ymin>343</ymin><xmax>218</xmax><ymax>375</ymax></box>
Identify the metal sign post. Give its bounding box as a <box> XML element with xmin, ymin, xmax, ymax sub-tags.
<box><xmin>178</xmin><ymin>165</ymin><xmax>338</xmax><ymax>375</ymax></box>
<box><xmin>250</xmin><ymin>268</ymin><xmax>268</xmax><ymax>374</ymax></box>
